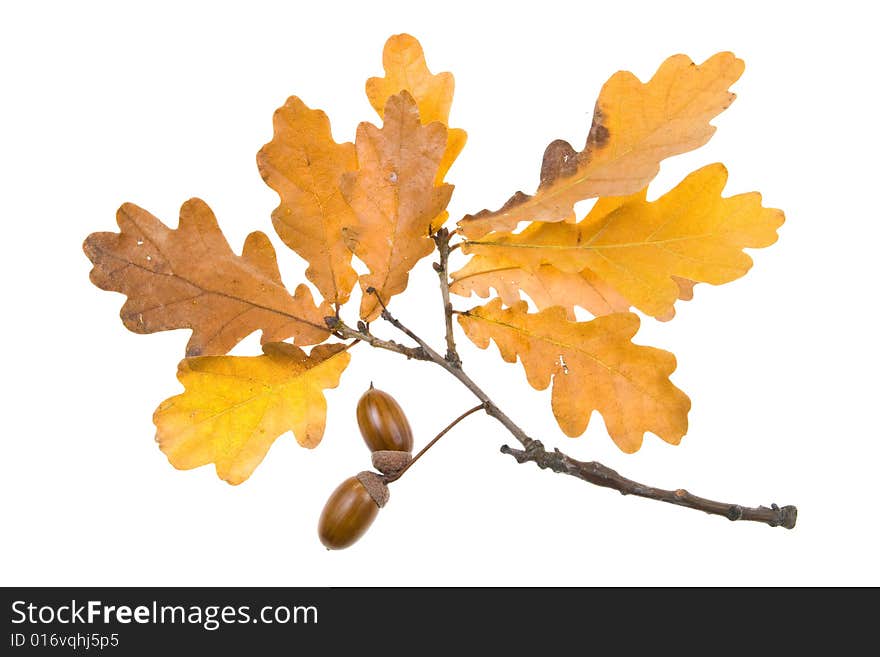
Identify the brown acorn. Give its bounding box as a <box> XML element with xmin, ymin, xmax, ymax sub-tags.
<box><xmin>356</xmin><ymin>385</ymin><xmax>414</xmax><ymax>453</ymax></box>
<box><xmin>318</xmin><ymin>472</ymin><xmax>389</xmax><ymax>550</ymax></box>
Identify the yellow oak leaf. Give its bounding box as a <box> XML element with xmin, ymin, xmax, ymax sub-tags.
<box><xmin>366</xmin><ymin>33</ymin><xmax>467</xmax><ymax>231</ymax></box>
<box><xmin>459</xmin><ymin>52</ymin><xmax>744</xmax><ymax>238</ymax></box>
<box><xmin>83</xmin><ymin>199</ymin><xmax>331</xmax><ymax>356</ymax></box>
<box><xmin>154</xmin><ymin>343</ymin><xmax>350</xmax><ymax>485</ymax></box>
<box><xmin>458</xmin><ymin>300</ymin><xmax>690</xmax><ymax>452</ymax></box>
<box><xmin>257</xmin><ymin>96</ymin><xmax>358</xmax><ymax>306</ymax></box>
<box><xmin>341</xmin><ymin>92</ymin><xmax>453</xmax><ymax>321</ymax></box>
<box><xmin>462</xmin><ymin>164</ymin><xmax>783</xmax><ymax>319</ymax></box>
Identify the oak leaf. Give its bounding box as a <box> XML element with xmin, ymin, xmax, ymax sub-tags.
<box><xmin>366</xmin><ymin>33</ymin><xmax>466</xmax><ymax>232</ymax></box>
<box><xmin>451</xmin><ymin>257</ymin><xmax>630</xmax><ymax>320</ymax></box>
<box><xmin>458</xmin><ymin>300</ymin><xmax>690</xmax><ymax>452</ymax></box>
<box><xmin>461</xmin><ymin>164</ymin><xmax>783</xmax><ymax>319</ymax></box>
<box><xmin>83</xmin><ymin>199</ymin><xmax>331</xmax><ymax>356</ymax></box>
<box><xmin>257</xmin><ymin>96</ymin><xmax>359</xmax><ymax>306</ymax></box>
<box><xmin>450</xmin><ymin>256</ymin><xmax>695</xmax><ymax>320</ymax></box>
<box><xmin>459</xmin><ymin>52</ymin><xmax>744</xmax><ymax>238</ymax></box>
<box><xmin>342</xmin><ymin>92</ymin><xmax>453</xmax><ymax>321</ymax></box>
<box><xmin>154</xmin><ymin>343</ymin><xmax>350</xmax><ymax>485</ymax></box>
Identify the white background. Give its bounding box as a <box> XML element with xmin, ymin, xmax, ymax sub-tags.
<box><xmin>1</xmin><ymin>0</ymin><xmax>877</xmax><ymax>586</ymax></box>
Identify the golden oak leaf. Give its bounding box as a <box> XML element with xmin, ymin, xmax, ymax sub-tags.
<box><xmin>257</xmin><ymin>96</ymin><xmax>358</xmax><ymax>306</ymax></box>
<box><xmin>462</xmin><ymin>164</ymin><xmax>783</xmax><ymax>319</ymax></box>
<box><xmin>83</xmin><ymin>199</ymin><xmax>331</xmax><ymax>356</ymax></box>
<box><xmin>366</xmin><ymin>33</ymin><xmax>467</xmax><ymax>231</ymax></box>
<box><xmin>450</xmin><ymin>257</ymin><xmax>629</xmax><ymax>320</ymax></box>
<box><xmin>341</xmin><ymin>92</ymin><xmax>453</xmax><ymax>321</ymax></box>
<box><xmin>459</xmin><ymin>52</ymin><xmax>744</xmax><ymax>238</ymax></box>
<box><xmin>458</xmin><ymin>300</ymin><xmax>690</xmax><ymax>452</ymax></box>
<box><xmin>154</xmin><ymin>342</ymin><xmax>350</xmax><ymax>485</ymax></box>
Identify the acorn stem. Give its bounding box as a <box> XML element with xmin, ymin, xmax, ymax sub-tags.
<box><xmin>383</xmin><ymin>402</ymin><xmax>486</xmax><ymax>484</ymax></box>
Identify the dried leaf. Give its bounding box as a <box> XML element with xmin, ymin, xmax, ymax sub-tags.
<box><xmin>154</xmin><ymin>343</ymin><xmax>350</xmax><ymax>485</ymax></box>
<box><xmin>341</xmin><ymin>92</ymin><xmax>453</xmax><ymax>321</ymax></box>
<box><xmin>459</xmin><ymin>52</ymin><xmax>744</xmax><ymax>238</ymax></box>
<box><xmin>451</xmin><ymin>256</ymin><xmax>695</xmax><ymax>321</ymax></box>
<box><xmin>257</xmin><ymin>96</ymin><xmax>358</xmax><ymax>306</ymax></box>
<box><xmin>458</xmin><ymin>300</ymin><xmax>690</xmax><ymax>452</ymax></box>
<box><xmin>83</xmin><ymin>199</ymin><xmax>331</xmax><ymax>356</ymax></box>
<box><xmin>461</xmin><ymin>164</ymin><xmax>783</xmax><ymax>319</ymax></box>
<box><xmin>451</xmin><ymin>257</ymin><xmax>629</xmax><ymax>320</ymax></box>
<box><xmin>366</xmin><ymin>33</ymin><xmax>467</xmax><ymax>187</ymax></box>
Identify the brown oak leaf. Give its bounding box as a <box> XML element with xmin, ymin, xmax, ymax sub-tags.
<box><xmin>257</xmin><ymin>97</ymin><xmax>359</xmax><ymax>307</ymax></box>
<box><xmin>341</xmin><ymin>92</ymin><xmax>453</xmax><ymax>321</ymax></box>
<box><xmin>84</xmin><ymin>199</ymin><xmax>331</xmax><ymax>356</ymax></box>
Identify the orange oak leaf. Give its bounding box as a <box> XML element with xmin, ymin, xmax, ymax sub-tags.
<box><xmin>450</xmin><ymin>257</ymin><xmax>630</xmax><ymax>320</ymax></box>
<box><xmin>458</xmin><ymin>300</ymin><xmax>690</xmax><ymax>452</ymax></box>
<box><xmin>366</xmin><ymin>33</ymin><xmax>467</xmax><ymax>231</ymax></box>
<box><xmin>459</xmin><ymin>52</ymin><xmax>744</xmax><ymax>238</ymax></box>
<box><xmin>451</xmin><ymin>256</ymin><xmax>696</xmax><ymax>322</ymax></box>
<box><xmin>341</xmin><ymin>92</ymin><xmax>453</xmax><ymax>321</ymax></box>
<box><xmin>83</xmin><ymin>199</ymin><xmax>331</xmax><ymax>356</ymax></box>
<box><xmin>461</xmin><ymin>164</ymin><xmax>783</xmax><ymax>319</ymax></box>
<box><xmin>154</xmin><ymin>343</ymin><xmax>350</xmax><ymax>485</ymax></box>
<box><xmin>366</xmin><ymin>33</ymin><xmax>467</xmax><ymax>181</ymax></box>
<box><xmin>257</xmin><ymin>96</ymin><xmax>358</xmax><ymax>306</ymax></box>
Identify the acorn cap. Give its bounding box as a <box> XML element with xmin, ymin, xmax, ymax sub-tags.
<box><xmin>356</xmin><ymin>471</ymin><xmax>390</xmax><ymax>508</ymax></box>
<box><xmin>371</xmin><ymin>450</ymin><xmax>413</xmax><ymax>476</ymax></box>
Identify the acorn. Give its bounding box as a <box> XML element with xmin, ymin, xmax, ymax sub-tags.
<box><xmin>318</xmin><ymin>472</ymin><xmax>389</xmax><ymax>550</ymax></box>
<box><xmin>356</xmin><ymin>385</ymin><xmax>414</xmax><ymax>453</ymax></box>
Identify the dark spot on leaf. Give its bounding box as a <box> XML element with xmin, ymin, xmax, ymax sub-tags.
<box><xmin>587</xmin><ymin>107</ymin><xmax>610</xmax><ymax>149</ymax></box>
<box><xmin>539</xmin><ymin>139</ymin><xmax>580</xmax><ymax>189</ymax></box>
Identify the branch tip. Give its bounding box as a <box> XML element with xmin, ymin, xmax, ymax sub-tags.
<box><xmin>501</xmin><ymin>440</ymin><xmax>796</xmax><ymax>530</ymax></box>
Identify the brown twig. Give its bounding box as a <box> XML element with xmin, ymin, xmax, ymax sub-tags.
<box><xmin>324</xmin><ymin>315</ymin><xmax>427</xmax><ymax>361</ymax></box>
<box><xmin>365</xmin><ymin>288</ymin><xmax>534</xmax><ymax>450</ymax></box>
<box><xmin>500</xmin><ymin>441</ymin><xmax>797</xmax><ymax>529</ymax></box>
<box><xmin>432</xmin><ymin>228</ymin><xmax>461</xmax><ymax>367</ymax></box>
<box><xmin>383</xmin><ymin>403</ymin><xmax>486</xmax><ymax>484</ymax></box>
<box><xmin>350</xmin><ymin>282</ymin><xmax>796</xmax><ymax>529</ymax></box>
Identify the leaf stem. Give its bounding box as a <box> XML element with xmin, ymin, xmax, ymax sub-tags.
<box><xmin>383</xmin><ymin>402</ymin><xmax>486</xmax><ymax>484</ymax></box>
